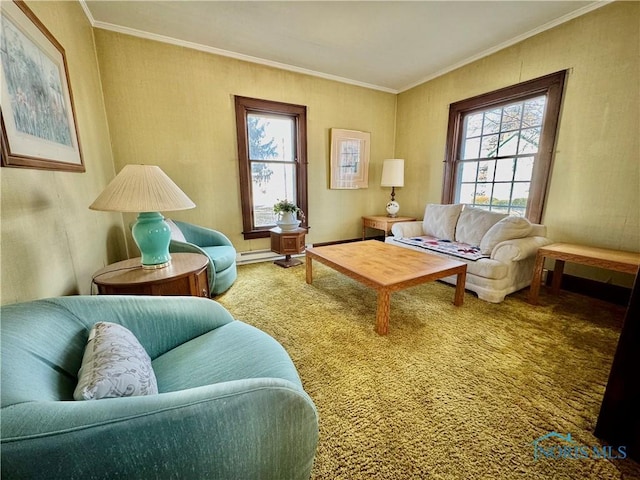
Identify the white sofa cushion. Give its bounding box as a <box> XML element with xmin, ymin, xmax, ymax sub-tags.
<box><xmin>455</xmin><ymin>207</ymin><xmax>507</xmax><ymax>246</ymax></box>
<box><xmin>480</xmin><ymin>216</ymin><xmax>533</xmax><ymax>255</ymax></box>
<box><xmin>464</xmin><ymin>257</ymin><xmax>508</xmax><ymax>279</ymax></box>
<box><xmin>422</xmin><ymin>203</ymin><xmax>463</xmax><ymax>241</ymax></box>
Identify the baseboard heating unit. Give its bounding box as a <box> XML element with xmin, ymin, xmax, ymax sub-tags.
<box><xmin>236</xmin><ymin>248</ymin><xmax>308</xmax><ymax>266</ymax></box>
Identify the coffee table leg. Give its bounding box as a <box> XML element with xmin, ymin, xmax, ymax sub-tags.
<box><xmin>375</xmin><ymin>289</ymin><xmax>390</xmax><ymax>335</ymax></box>
<box><xmin>528</xmin><ymin>251</ymin><xmax>545</xmax><ymax>305</ymax></box>
<box><xmin>306</xmin><ymin>254</ymin><xmax>313</xmax><ymax>284</ymax></box>
<box><xmin>551</xmin><ymin>259</ymin><xmax>565</xmax><ymax>295</ymax></box>
<box><xmin>454</xmin><ymin>269</ymin><xmax>466</xmax><ymax>306</ymax></box>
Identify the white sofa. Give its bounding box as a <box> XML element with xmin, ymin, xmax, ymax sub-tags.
<box><xmin>385</xmin><ymin>203</ymin><xmax>553</xmax><ymax>303</ymax></box>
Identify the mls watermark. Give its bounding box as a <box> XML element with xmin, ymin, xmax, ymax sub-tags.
<box><xmin>532</xmin><ymin>432</ymin><xmax>627</xmax><ymax>461</ymax></box>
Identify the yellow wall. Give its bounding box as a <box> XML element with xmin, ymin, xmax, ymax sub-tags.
<box><xmin>93</xmin><ymin>30</ymin><xmax>397</xmax><ymax>253</ymax></box>
<box><xmin>0</xmin><ymin>1</ymin><xmax>125</xmax><ymax>304</ymax></box>
<box><xmin>395</xmin><ymin>1</ymin><xmax>639</xmax><ymax>286</ymax></box>
<box><xmin>2</xmin><ymin>1</ymin><xmax>638</xmax><ymax>305</ymax></box>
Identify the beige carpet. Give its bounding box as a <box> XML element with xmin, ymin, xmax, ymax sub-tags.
<box><xmin>217</xmin><ymin>260</ymin><xmax>639</xmax><ymax>479</ymax></box>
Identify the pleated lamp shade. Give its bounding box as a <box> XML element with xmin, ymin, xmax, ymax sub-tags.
<box><xmin>90</xmin><ymin>165</ymin><xmax>195</xmax><ymax>268</ymax></box>
<box><xmin>90</xmin><ymin>164</ymin><xmax>195</xmax><ymax>212</ymax></box>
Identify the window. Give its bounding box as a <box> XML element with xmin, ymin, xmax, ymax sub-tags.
<box><xmin>235</xmin><ymin>96</ymin><xmax>308</xmax><ymax>240</ymax></box>
<box><xmin>443</xmin><ymin>71</ymin><xmax>566</xmax><ymax>223</ymax></box>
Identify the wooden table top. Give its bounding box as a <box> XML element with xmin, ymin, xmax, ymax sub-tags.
<box><xmin>539</xmin><ymin>243</ymin><xmax>640</xmax><ymax>273</ymax></box>
<box><xmin>305</xmin><ymin>240</ymin><xmax>465</xmax><ymax>287</ymax></box>
<box><xmin>362</xmin><ymin>215</ymin><xmax>417</xmax><ymax>222</ymax></box>
<box><xmin>92</xmin><ymin>253</ymin><xmax>208</xmax><ymax>286</ymax></box>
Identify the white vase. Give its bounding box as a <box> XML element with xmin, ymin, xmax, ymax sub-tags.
<box><xmin>276</xmin><ymin>212</ymin><xmax>301</xmax><ymax>231</ymax></box>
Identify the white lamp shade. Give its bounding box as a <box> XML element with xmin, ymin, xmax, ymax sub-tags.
<box><xmin>90</xmin><ymin>164</ymin><xmax>195</xmax><ymax>212</ymax></box>
<box><xmin>380</xmin><ymin>159</ymin><xmax>405</xmax><ymax>187</ymax></box>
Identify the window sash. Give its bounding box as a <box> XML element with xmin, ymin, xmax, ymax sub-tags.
<box><xmin>235</xmin><ymin>96</ymin><xmax>308</xmax><ymax>240</ymax></box>
<box><xmin>442</xmin><ymin>71</ymin><xmax>566</xmax><ymax>223</ymax></box>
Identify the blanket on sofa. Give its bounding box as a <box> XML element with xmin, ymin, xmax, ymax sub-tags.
<box><xmin>395</xmin><ymin>236</ymin><xmax>489</xmax><ymax>261</ymax></box>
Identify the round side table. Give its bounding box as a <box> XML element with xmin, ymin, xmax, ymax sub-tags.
<box><xmin>92</xmin><ymin>253</ymin><xmax>210</xmax><ymax>297</ymax></box>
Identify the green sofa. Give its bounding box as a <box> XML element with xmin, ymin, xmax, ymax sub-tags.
<box><xmin>1</xmin><ymin>295</ymin><xmax>319</xmax><ymax>479</ymax></box>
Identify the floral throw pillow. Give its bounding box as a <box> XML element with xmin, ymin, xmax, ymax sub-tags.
<box><xmin>74</xmin><ymin>322</ymin><xmax>158</xmax><ymax>401</ymax></box>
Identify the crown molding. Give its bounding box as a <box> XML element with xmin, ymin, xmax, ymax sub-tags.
<box><xmin>398</xmin><ymin>1</ymin><xmax>612</xmax><ymax>92</ymax></box>
<box><xmin>79</xmin><ymin>0</ymin><xmax>397</xmax><ymax>95</ymax></box>
<box><xmin>78</xmin><ymin>0</ymin><xmax>610</xmax><ymax>95</ymax></box>
<box><xmin>78</xmin><ymin>0</ymin><xmax>95</xmax><ymax>25</ymax></box>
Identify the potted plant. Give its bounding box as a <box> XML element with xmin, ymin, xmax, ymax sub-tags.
<box><xmin>273</xmin><ymin>199</ymin><xmax>304</xmax><ymax>231</ymax></box>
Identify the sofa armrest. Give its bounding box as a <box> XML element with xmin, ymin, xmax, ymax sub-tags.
<box><xmin>51</xmin><ymin>296</ymin><xmax>234</xmax><ymax>359</ymax></box>
<box><xmin>169</xmin><ymin>240</ymin><xmax>216</xmax><ymax>293</ymax></box>
<box><xmin>1</xmin><ymin>378</ymin><xmax>319</xmax><ymax>480</ymax></box>
<box><xmin>169</xmin><ymin>239</ymin><xmax>207</xmax><ymax>256</ymax></box>
<box><xmin>492</xmin><ymin>236</ymin><xmax>554</xmax><ymax>263</ymax></box>
<box><xmin>391</xmin><ymin>221</ymin><xmax>424</xmax><ymax>238</ymax></box>
<box><xmin>173</xmin><ymin>221</ymin><xmax>233</xmax><ymax>248</ymax></box>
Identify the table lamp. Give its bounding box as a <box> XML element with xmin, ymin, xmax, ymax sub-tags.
<box><xmin>90</xmin><ymin>164</ymin><xmax>195</xmax><ymax>269</ymax></box>
<box><xmin>380</xmin><ymin>159</ymin><xmax>404</xmax><ymax>217</ymax></box>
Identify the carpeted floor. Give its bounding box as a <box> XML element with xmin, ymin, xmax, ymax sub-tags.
<box><xmin>216</xmin><ymin>260</ymin><xmax>639</xmax><ymax>479</ymax></box>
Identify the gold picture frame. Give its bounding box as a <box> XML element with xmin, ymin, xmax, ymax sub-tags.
<box><xmin>330</xmin><ymin>128</ymin><xmax>370</xmax><ymax>189</ymax></box>
<box><xmin>1</xmin><ymin>0</ymin><xmax>84</xmax><ymax>172</ymax></box>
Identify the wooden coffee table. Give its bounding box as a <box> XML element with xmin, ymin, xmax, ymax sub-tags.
<box><xmin>305</xmin><ymin>240</ymin><xmax>467</xmax><ymax>335</ymax></box>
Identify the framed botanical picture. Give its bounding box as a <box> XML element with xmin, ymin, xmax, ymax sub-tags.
<box><xmin>330</xmin><ymin>128</ymin><xmax>370</xmax><ymax>189</ymax></box>
<box><xmin>0</xmin><ymin>0</ymin><xmax>84</xmax><ymax>172</ymax></box>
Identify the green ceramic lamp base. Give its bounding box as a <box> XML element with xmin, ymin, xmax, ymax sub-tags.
<box><xmin>131</xmin><ymin>212</ymin><xmax>172</xmax><ymax>268</ymax></box>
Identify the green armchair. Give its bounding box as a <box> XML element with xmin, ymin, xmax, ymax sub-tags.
<box><xmin>1</xmin><ymin>295</ymin><xmax>319</xmax><ymax>479</ymax></box>
<box><xmin>167</xmin><ymin>220</ymin><xmax>237</xmax><ymax>295</ymax></box>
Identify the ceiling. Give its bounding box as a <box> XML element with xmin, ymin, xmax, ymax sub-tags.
<box><xmin>82</xmin><ymin>1</ymin><xmax>605</xmax><ymax>93</ymax></box>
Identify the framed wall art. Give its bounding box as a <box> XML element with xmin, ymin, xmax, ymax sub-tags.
<box><xmin>1</xmin><ymin>0</ymin><xmax>84</xmax><ymax>172</ymax></box>
<box><xmin>330</xmin><ymin>128</ymin><xmax>370</xmax><ymax>189</ymax></box>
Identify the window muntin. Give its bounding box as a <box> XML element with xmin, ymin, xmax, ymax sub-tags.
<box><xmin>456</xmin><ymin>95</ymin><xmax>546</xmax><ymax>217</ymax></box>
<box><xmin>235</xmin><ymin>97</ymin><xmax>307</xmax><ymax>240</ymax></box>
<box><xmin>247</xmin><ymin>114</ymin><xmax>296</xmax><ymax>227</ymax></box>
<box><xmin>442</xmin><ymin>71</ymin><xmax>566</xmax><ymax>223</ymax></box>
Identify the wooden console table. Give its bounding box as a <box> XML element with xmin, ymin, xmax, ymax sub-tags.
<box><xmin>528</xmin><ymin>243</ymin><xmax>640</xmax><ymax>304</ymax></box>
<box><xmin>93</xmin><ymin>253</ymin><xmax>210</xmax><ymax>297</ymax></box>
<box><xmin>362</xmin><ymin>215</ymin><xmax>416</xmax><ymax>240</ymax></box>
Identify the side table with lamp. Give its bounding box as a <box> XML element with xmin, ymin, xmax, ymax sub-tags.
<box><xmin>380</xmin><ymin>158</ymin><xmax>405</xmax><ymax>218</ymax></box>
<box><xmin>89</xmin><ymin>164</ymin><xmax>200</xmax><ymax>293</ymax></box>
<box><xmin>362</xmin><ymin>159</ymin><xmax>415</xmax><ymax>240</ymax></box>
<box><xmin>92</xmin><ymin>252</ymin><xmax>210</xmax><ymax>297</ymax></box>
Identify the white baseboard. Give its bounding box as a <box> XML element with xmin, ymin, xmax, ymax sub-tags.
<box><xmin>236</xmin><ymin>247</ymin><xmax>309</xmax><ymax>265</ymax></box>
